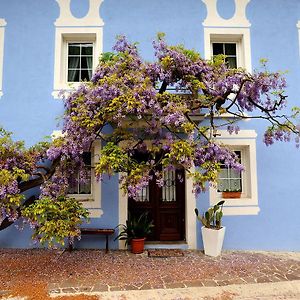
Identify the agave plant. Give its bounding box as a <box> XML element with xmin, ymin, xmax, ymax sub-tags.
<box><xmin>115</xmin><ymin>211</ymin><xmax>154</xmax><ymax>245</ymax></box>
<box><xmin>194</xmin><ymin>201</ymin><xmax>225</xmax><ymax>229</ymax></box>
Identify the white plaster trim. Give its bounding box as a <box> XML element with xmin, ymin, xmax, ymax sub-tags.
<box><xmin>0</xmin><ymin>19</ymin><xmax>6</xmax><ymax>99</ymax></box>
<box><xmin>118</xmin><ymin>174</ymin><xmax>128</xmax><ymax>250</ymax></box>
<box><xmin>222</xmin><ymin>206</ymin><xmax>260</xmax><ymax>215</ymax></box>
<box><xmin>53</xmin><ymin>27</ymin><xmax>103</xmax><ymax>98</ymax></box>
<box><xmin>204</xmin><ymin>27</ymin><xmax>252</xmax><ymax>72</ymax></box>
<box><xmin>118</xmin><ymin>170</ymin><xmax>197</xmax><ymax>250</ymax></box>
<box><xmin>209</xmin><ymin>130</ymin><xmax>259</xmax><ymax>216</ymax></box>
<box><xmin>202</xmin><ymin>0</ymin><xmax>251</xmax><ymax>27</ymax></box>
<box><xmin>87</xmin><ymin>208</ymin><xmax>104</xmax><ymax>218</ymax></box>
<box><xmin>185</xmin><ymin>167</ymin><xmax>197</xmax><ymax>249</ymax></box>
<box><xmin>55</xmin><ymin>0</ymin><xmax>104</xmax><ymax>27</ymax></box>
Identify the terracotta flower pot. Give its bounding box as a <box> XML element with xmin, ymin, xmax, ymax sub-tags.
<box><xmin>130</xmin><ymin>238</ymin><xmax>146</xmax><ymax>254</ymax></box>
<box><xmin>222</xmin><ymin>191</ymin><xmax>241</xmax><ymax>199</ymax></box>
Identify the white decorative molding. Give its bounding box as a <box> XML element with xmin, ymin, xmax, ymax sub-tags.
<box><xmin>0</xmin><ymin>19</ymin><xmax>6</xmax><ymax>99</ymax></box>
<box><xmin>55</xmin><ymin>0</ymin><xmax>104</xmax><ymax>27</ymax></box>
<box><xmin>209</xmin><ymin>130</ymin><xmax>259</xmax><ymax>216</ymax></box>
<box><xmin>53</xmin><ymin>0</ymin><xmax>104</xmax><ymax>99</ymax></box>
<box><xmin>202</xmin><ymin>0</ymin><xmax>251</xmax><ymax>27</ymax></box>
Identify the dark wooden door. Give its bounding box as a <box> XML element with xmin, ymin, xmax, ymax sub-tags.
<box><xmin>128</xmin><ymin>169</ymin><xmax>185</xmax><ymax>241</ymax></box>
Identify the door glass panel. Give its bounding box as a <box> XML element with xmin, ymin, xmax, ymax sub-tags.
<box><xmin>162</xmin><ymin>170</ymin><xmax>176</xmax><ymax>202</ymax></box>
<box><xmin>136</xmin><ymin>185</ymin><xmax>149</xmax><ymax>202</ymax></box>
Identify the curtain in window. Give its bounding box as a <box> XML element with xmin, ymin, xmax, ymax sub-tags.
<box><xmin>68</xmin><ymin>57</ymin><xmax>80</xmax><ymax>82</ymax></box>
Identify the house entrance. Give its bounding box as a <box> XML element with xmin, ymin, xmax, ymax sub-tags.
<box><xmin>128</xmin><ymin>168</ymin><xmax>186</xmax><ymax>241</ymax></box>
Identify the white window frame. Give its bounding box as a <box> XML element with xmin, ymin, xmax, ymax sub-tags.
<box><xmin>0</xmin><ymin>19</ymin><xmax>6</xmax><ymax>98</ymax></box>
<box><xmin>51</xmin><ymin>131</ymin><xmax>103</xmax><ymax>218</ymax></box>
<box><xmin>209</xmin><ymin>130</ymin><xmax>259</xmax><ymax>215</ymax></box>
<box><xmin>204</xmin><ymin>27</ymin><xmax>252</xmax><ymax>72</ymax></box>
<box><xmin>52</xmin><ymin>28</ymin><xmax>102</xmax><ymax>98</ymax></box>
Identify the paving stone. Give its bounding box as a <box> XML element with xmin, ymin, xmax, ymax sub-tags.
<box><xmin>285</xmin><ymin>273</ymin><xmax>300</xmax><ymax>280</ymax></box>
<box><xmin>256</xmin><ymin>276</ymin><xmax>273</xmax><ymax>283</ymax></box>
<box><xmin>202</xmin><ymin>280</ymin><xmax>218</xmax><ymax>287</ymax></box>
<box><xmin>184</xmin><ymin>280</ymin><xmax>204</xmax><ymax>287</ymax></box>
<box><xmin>165</xmin><ymin>282</ymin><xmax>186</xmax><ymax>289</ymax></box>
<box><xmin>61</xmin><ymin>287</ymin><xmax>77</xmax><ymax>293</ymax></box>
<box><xmin>91</xmin><ymin>283</ymin><xmax>109</xmax><ymax>292</ymax></box>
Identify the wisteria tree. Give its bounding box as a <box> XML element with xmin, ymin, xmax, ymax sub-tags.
<box><xmin>1</xmin><ymin>35</ymin><xmax>299</xmax><ymax>246</ymax></box>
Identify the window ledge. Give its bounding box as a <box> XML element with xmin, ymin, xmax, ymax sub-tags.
<box><xmin>222</xmin><ymin>206</ymin><xmax>260</xmax><ymax>216</ymax></box>
<box><xmin>88</xmin><ymin>208</ymin><xmax>103</xmax><ymax>218</ymax></box>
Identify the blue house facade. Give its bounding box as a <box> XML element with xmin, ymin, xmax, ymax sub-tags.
<box><xmin>0</xmin><ymin>0</ymin><xmax>300</xmax><ymax>251</ymax></box>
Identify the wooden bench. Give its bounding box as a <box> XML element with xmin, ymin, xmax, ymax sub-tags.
<box><xmin>69</xmin><ymin>228</ymin><xmax>115</xmax><ymax>253</ymax></box>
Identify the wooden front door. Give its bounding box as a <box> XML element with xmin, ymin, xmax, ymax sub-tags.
<box><xmin>128</xmin><ymin>168</ymin><xmax>185</xmax><ymax>241</ymax></box>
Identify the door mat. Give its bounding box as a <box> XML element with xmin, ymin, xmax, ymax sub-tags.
<box><xmin>147</xmin><ymin>249</ymin><xmax>184</xmax><ymax>258</ymax></box>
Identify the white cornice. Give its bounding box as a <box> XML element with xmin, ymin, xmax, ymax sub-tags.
<box><xmin>55</xmin><ymin>0</ymin><xmax>104</xmax><ymax>27</ymax></box>
<box><xmin>202</xmin><ymin>0</ymin><xmax>251</xmax><ymax>28</ymax></box>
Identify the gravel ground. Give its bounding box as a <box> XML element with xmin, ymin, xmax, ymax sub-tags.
<box><xmin>0</xmin><ymin>249</ymin><xmax>299</xmax><ymax>300</ymax></box>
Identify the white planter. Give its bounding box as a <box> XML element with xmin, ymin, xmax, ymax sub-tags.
<box><xmin>201</xmin><ymin>226</ymin><xmax>225</xmax><ymax>257</ymax></box>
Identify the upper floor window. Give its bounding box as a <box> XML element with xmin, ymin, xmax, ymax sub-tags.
<box><xmin>212</xmin><ymin>42</ymin><xmax>237</xmax><ymax>69</ymax></box>
<box><xmin>67</xmin><ymin>43</ymin><xmax>93</xmax><ymax>83</ymax></box>
<box><xmin>204</xmin><ymin>28</ymin><xmax>252</xmax><ymax>72</ymax></box>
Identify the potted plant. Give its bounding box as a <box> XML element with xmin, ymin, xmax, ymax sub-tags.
<box><xmin>115</xmin><ymin>212</ymin><xmax>154</xmax><ymax>254</ymax></box>
<box><xmin>195</xmin><ymin>201</ymin><xmax>225</xmax><ymax>257</ymax></box>
<box><xmin>222</xmin><ymin>189</ymin><xmax>241</xmax><ymax>199</ymax></box>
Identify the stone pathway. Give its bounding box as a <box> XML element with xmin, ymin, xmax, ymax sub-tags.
<box><xmin>46</xmin><ymin>250</ymin><xmax>300</xmax><ymax>295</ymax></box>
<box><xmin>0</xmin><ymin>249</ymin><xmax>299</xmax><ymax>299</ymax></box>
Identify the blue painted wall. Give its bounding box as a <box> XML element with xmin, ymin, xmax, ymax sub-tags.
<box><xmin>0</xmin><ymin>0</ymin><xmax>299</xmax><ymax>251</ymax></box>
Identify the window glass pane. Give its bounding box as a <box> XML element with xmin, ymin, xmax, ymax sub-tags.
<box><xmin>68</xmin><ymin>56</ymin><xmax>80</xmax><ymax>69</ymax></box>
<box><xmin>229</xmin><ymin>168</ymin><xmax>241</xmax><ymax>179</ymax></box>
<box><xmin>68</xmin><ymin>69</ymin><xmax>80</xmax><ymax>82</ymax></box>
<box><xmin>68</xmin><ymin>43</ymin><xmax>80</xmax><ymax>55</ymax></box>
<box><xmin>81</xmin><ymin>56</ymin><xmax>93</xmax><ymax>69</ymax></box>
<box><xmin>81</xmin><ymin>44</ymin><xmax>93</xmax><ymax>55</ymax></box>
<box><xmin>229</xmin><ymin>179</ymin><xmax>241</xmax><ymax>191</ymax></box>
<box><xmin>225</xmin><ymin>43</ymin><xmax>236</xmax><ymax>55</ymax></box>
<box><xmin>218</xmin><ymin>179</ymin><xmax>229</xmax><ymax>192</ymax></box>
<box><xmin>81</xmin><ymin>69</ymin><xmax>92</xmax><ymax>81</ymax></box>
<box><xmin>212</xmin><ymin>43</ymin><xmax>224</xmax><ymax>55</ymax></box>
<box><xmin>226</xmin><ymin>57</ymin><xmax>237</xmax><ymax>69</ymax></box>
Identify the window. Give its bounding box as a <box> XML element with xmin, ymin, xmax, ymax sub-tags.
<box><xmin>52</xmin><ymin>28</ymin><xmax>103</xmax><ymax>98</ymax></box>
<box><xmin>212</xmin><ymin>42</ymin><xmax>237</xmax><ymax>69</ymax></box>
<box><xmin>218</xmin><ymin>151</ymin><xmax>242</xmax><ymax>192</ymax></box>
<box><xmin>51</xmin><ymin>131</ymin><xmax>102</xmax><ymax>218</ymax></box>
<box><xmin>209</xmin><ymin>130</ymin><xmax>259</xmax><ymax>215</ymax></box>
<box><xmin>67</xmin><ymin>43</ymin><xmax>93</xmax><ymax>83</ymax></box>
<box><xmin>204</xmin><ymin>28</ymin><xmax>252</xmax><ymax>72</ymax></box>
<box><xmin>68</xmin><ymin>152</ymin><xmax>92</xmax><ymax>195</ymax></box>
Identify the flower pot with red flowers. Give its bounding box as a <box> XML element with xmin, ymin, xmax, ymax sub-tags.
<box><xmin>115</xmin><ymin>212</ymin><xmax>154</xmax><ymax>254</ymax></box>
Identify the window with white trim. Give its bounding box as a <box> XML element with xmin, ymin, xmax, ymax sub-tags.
<box><xmin>52</xmin><ymin>28</ymin><xmax>102</xmax><ymax>98</ymax></box>
<box><xmin>209</xmin><ymin>130</ymin><xmax>259</xmax><ymax>216</ymax></box>
<box><xmin>204</xmin><ymin>28</ymin><xmax>252</xmax><ymax>72</ymax></box>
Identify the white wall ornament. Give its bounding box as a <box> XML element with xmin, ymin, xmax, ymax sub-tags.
<box><xmin>55</xmin><ymin>0</ymin><xmax>104</xmax><ymax>27</ymax></box>
<box><xmin>0</xmin><ymin>18</ymin><xmax>6</xmax><ymax>99</ymax></box>
<box><xmin>201</xmin><ymin>0</ymin><xmax>251</xmax><ymax>27</ymax></box>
